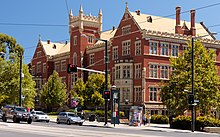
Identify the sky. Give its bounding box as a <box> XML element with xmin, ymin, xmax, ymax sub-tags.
<box><xmin>1</xmin><ymin>0</ymin><xmax>220</xmax><ymax>64</ymax></box>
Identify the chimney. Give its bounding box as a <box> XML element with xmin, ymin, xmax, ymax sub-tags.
<box><xmin>135</xmin><ymin>10</ymin><xmax>140</xmax><ymax>15</ymax></box>
<box><xmin>190</xmin><ymin>9</ymin><xmax>196</xmax><ymax>36</ymax></box>
<box><xmin>65</xmin><ymin>41</ymin><xmax>68</xmax><ymax>44</ymax></box>
<box><xmin>112</xmin><ymin>26</ymin><xmax>115</xmax><ymax>31</ymax></box>
<box><xmin>175</xmin><ymin>6</ymin><xmax>181</xmax><ymax>34</ymax></box>
<box><xmin>47</xmin><ymin>40</ymin><xmax>50</xmax><ymax>44</ymax></box>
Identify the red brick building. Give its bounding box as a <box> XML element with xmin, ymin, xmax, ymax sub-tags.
<box><xmin>31</xmin><ymin>4</ymin><xmax>220</xmax><ymax>114</ymax></box>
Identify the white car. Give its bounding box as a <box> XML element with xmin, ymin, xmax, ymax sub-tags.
<box><xmin>31</xmin><ymin>111</ymin><xmax>50</xmax><ymax>123</ymax></box>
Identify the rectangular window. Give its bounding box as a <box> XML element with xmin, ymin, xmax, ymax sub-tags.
<box><xmin>112</xmin><ymin>68</ymin><xmax>115</xmax><ymax>81</ymax></box>
<box><xmin>61</xmin><ymin>76</ymin><xmax>66</xmax><ymax>83</ymax></box>
<box><xmin>122</xmin><ymin>65</ymin><xmax>130</xmax><ymax>78</ymax></box>
<box><xmin>135</xmin><ymin>64</ymin><xmax>141</xmax><ymax>79</ymax></box>
<box><xmin>160</xmin><ymin>43</ymin><xmax>169</xmax><ymax>56</ymax></box>
<box><xmin>71</xmin><ymin>73</ymin><xmax>78</xmax><ymax>88</ymax></box>
<box><xmin>90</xmin><ymin>54</ymin><xmax>94</xmax><ymax>65</ymax></box>
<box><xmin>135</xmin><ymin>41</ymin><xmax>141</xmax><ymax>55</ymax></box>
<box><xmin>43</xmin><ymin>63</ymin><xmax>46</xmax><ymax>73</ymax></box>
<box><xmin>88</xmin><ymin>35</ymin><xmax>93</xmax><ymax>43</ymax></box>
<box><xmin>32</xmin><ymin>66</ymin><xmax>35</xmax><ymax>75</ymax></box>
<box><xmin>122</xmin><ymin>26</ymin><xmax>131</xmax><ymax>35</ymax></box>
<box><xmin>73</xmin><ymin>36</ymin><xmax>77</xmax><ymax>45</ymax></box>
<box><xmin>122</xmin><ymin>40</ymin><xmax>131</xmax><ymax>56</ymax></box>
<box><xmin>35</xmin><ymin>79</ymin><xmax>42</xmax><ymax>89</ymax></box>
<box><xmin>149</xmin><ymin>64</ymin><xmax>158</xmax><ymax>78</ymax></box>
<box><xmin>150</xmin><ymin>87</ymin><xmax>157</xmax><ymax>101</ymax></box>
<box><xmin>116</xmin><ymin>66</ymin><xmax>121</xmax><ymax>79</ymax></box>
<box><xmin>113</xmin><ymin>46</ymin><xmax>118</xmax><ymax>60</ymax></box>
<box><xmin>171</xmin><ymin>44</ymin><xmax>179</xmax><ymax>57</ymax></box>
<box><xmin>122</xmin><ymin>87</ymin><xmax>130</xmax><ymax>101</ymax></box>
<box><xmin>160</xmin><ymin>65</ymin><xmax>168</xmax><ymax>79</ymax></box>
<box><xmin>55</xmin><ymin>62</ymin><xmax>60</xmax><ymax>72</ymax></box>
<box><xmin>61</xmin><ymin>60</ymin><xmax>66</xmax><ymax>71</ymax></box>
<box><xmin>37</xmin><ymin>62</ymin><xmax>41</xmax><ymax>73</ymax></box>
<box><xmin>150</xmin><ymin>41</ymin><xmax>158</xmax><ymax>55</ymax></box>
<box><xmin>135</xmin><ymin>87</ymin><xmax>141</xmax><ymax>102</ymax></box>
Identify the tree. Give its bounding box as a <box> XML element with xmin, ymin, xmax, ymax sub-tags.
<box><xmin>71</xmin><ymin>73</ymin><xmax>110</xmax><ymax>108</ymax></box>
<box><xmin>39</xmin><ymin>71</ymin><xmax>68</xmax><ymax>112</ymax></box>
<box><xmin>71</xmin><ymin>78</ymin><xmax>86</xmax><ymax>107</ymax></box>
<box><xmin>160</xmin><ymin>40</ymin><xmax>220</xmax><ymax>116</ymax></box>
<box><xmin>0</xmin><ymin>33</ymin><xmax>35</xmax><ymax>108</ymax></box>
<box><xmin>91</xmin><ymin>91</ymin><xmax>105</xmax><ymax>110</ymax></box>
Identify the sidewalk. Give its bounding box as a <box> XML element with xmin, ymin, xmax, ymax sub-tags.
<box><xmin>48</xmin><ymin>116</ymin><xmax>216</xmax><ymax>135</ymax></box>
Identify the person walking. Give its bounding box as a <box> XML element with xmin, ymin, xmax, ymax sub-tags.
<box><xmin>142</xmin><ymin>114</ymin><xmax>146</xmax><ymax>126</ymax></box>
<box><xmin>146</xmin><ymin>113</ymin><xmax>151</xmax><ymax>127</ymax></box>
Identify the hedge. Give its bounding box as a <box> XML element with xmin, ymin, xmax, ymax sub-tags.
<box><xmin>151</xmin><ymin>114</ymin><xmax>169</xmax><ymax>124</ymax></box>
<box><xmin>172</xmin><ymin>115</ymin><xmax>220</xmax><ymax>131</ymax></box>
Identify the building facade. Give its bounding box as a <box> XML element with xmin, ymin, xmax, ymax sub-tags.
<box><xmin>31</xmin><ymin>4</ymin><xmax>220</xmax><ymax>115</ymax></box>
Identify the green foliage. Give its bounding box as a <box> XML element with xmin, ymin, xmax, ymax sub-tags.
<box><xmin>91</xmin><ymin>91</ymin><xmax>104</xmax><ymax>109</ymax></box>
<box><xmin>0</xmin><ymin>33</ymin><xmax>36</xmax><ymax>108</ymax></box>
<box><xmin>151</xmin><ymin>114</ymin><xmax>168</xmax><ymax>124</ymax></box>
<box><xmin>47</xmin><ymin>112</ymin><xmax>58</xmax><ymax>115</ymax></box>
<box><xmin>40</xmin><ymin>71</ymin><xmax>68</xmax><ymax>111</ymax></box>
<box><xmin>119</xmin><ymin>111</ymin><xmax>125</xmax><ymax>117</ymax></box>
<box><xmin>172</xmin><ymin>115</ymin><xmax>220</xmax><ymax>131</ymax></box>
<box><xmin>160</xmin><ymin>40</ymin><xmax>220</xmax><ymax>115</ymax></box>
<box><xmin>172</xmin><ymin>115</ymin><xmax>191</xmax><ymax>130</ymax></box>
<box><xmin>71</xmin><ymin>73</ymin><xmax>110</xmax><ymax>108</ymax></box>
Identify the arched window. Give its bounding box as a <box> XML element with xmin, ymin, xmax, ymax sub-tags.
<box><xmin>73</xmin><ymin>52</ymin><xmax>77</xmax><ymax>65</ymax></box>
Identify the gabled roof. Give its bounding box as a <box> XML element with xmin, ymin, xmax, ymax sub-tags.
<box><xmin>130</xmin><ymin>12</ymin><xmax>212</xmax><ymax>39</ymax></box>
<box><xmin>95</xmin><ymin>29</ymin><xmax>117</xmax><ymax>45</ymax></box>
<box><xmin>41</xmin><ymin>41</ymin><xmax>70</xmax><ymax>56</ymax></box>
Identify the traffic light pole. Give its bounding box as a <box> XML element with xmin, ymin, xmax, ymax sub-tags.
<box><xmin>104</xmin><ymin>40</ymin><xmax>108</xmax><ymax>126</ymax></box>
<box><xmin>191</xmin><ymin>37</ymin><xmax>195</xmax><ymax>132</ymax></box>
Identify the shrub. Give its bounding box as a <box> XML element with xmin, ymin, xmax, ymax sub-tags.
<box><xmin>171</xmin><ymin>115</ymin><xmax>220</xmax><ymax>131</ymax></box>
<box><xmin>172</xmin><ymin>115</ymin><xmax>191</xmax><ymax>130</ymax></box>
<box><xmin>151</xmin><ymin>114</ymin><xmax>168</xmax><ymax>124</ymax></box>
<box><xmin>47</xmin><ymin>112</ymin><xmax>58</xmax><ymax>115</ymax></box>
<box><xmin>119</xmin><ymin>111</ymin><xmax>125</xmax><ymax>117</ymax></box>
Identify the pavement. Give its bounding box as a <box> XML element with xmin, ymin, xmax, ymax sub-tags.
<box><xmin>48</xmin><ymin>116</ymin><xmax>218</xmax><ymax>135</ymax></box>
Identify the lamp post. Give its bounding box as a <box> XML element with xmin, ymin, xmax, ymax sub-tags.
<box><xmin>81</xmin><ymin>34</ymin><xmax>109</xmax><ymax>126</ymax></box>
<box><xmin>191</xmin><ymin>33</ymin><xmax>217</xmax><ymax>132</ymax></box>
<box><xmin>19</xmin><ymin>55</ymin><xmax>23</xmax><ymax>107</ymax></box>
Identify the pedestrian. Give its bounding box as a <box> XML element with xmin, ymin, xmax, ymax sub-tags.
<box><xmin>146</xmin><ymin>113</ymin><xmax>151</xmax><ymax>127</ymax></box>
<box><xmin>142</xmin><ymin>114</ymin><xmax>146</xmax><ymax>126</ymax></box>
<box><xmin>81</xmin><ymin>110</ymin><xmax>85</xmax><ymax>119</ymax></box>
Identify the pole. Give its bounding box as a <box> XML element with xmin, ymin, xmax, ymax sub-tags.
<box><xmin>191</xmin><ymin>37</ymin><xmax>195</xmax><ymax>132</ymax></box>
<box><xmin>114</xmin><ymin>98</ymin><xmax>116</xmax><ymax>127</ymax></box>
<box><xmin>19</xmin><ymin>55</ymin><xmax>22</xmax><ymax>107</ymax></box>
<box><xmin>104</xmin><ymin>40</ymin><xmax>108</xmax><ymax>126</ymax></box>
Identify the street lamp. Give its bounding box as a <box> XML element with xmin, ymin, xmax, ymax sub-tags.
<box><xmin>81</xmin><ymin>34</ymin><xmax>109</xmax><ymax>126</ymax></box>
<box><xmin>191</xmin><ymin>33</ymin><xmax>217</xmax><ymax>132</ymax></box>
<box><xmin>19</xmin><ymin>54</ymin><xmax>23</xmax><ymax>107</ymax></box>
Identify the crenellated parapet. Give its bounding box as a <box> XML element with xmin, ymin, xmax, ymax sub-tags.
<box><xmin>69</xmin><ymin>5</ymin><xmax>102</xmax><ymax>33</ymax></box>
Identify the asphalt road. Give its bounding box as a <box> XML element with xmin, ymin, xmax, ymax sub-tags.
<box><xmin>0</xmin><ymin>121</ymin><xmax>219</xmax><ymax>137</ymax></box>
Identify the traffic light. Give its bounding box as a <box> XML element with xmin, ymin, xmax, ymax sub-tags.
<box><xmin>104</xmin><ymin>90</ymin><xmax>111</xmax><ymax>100</ymax></box>
<box><xmin>67</xmin><ymin>64</ymin><xmax>77</xmax><ymax>73</ymax></box>
<box><xmin>188</xmin><ymin>94</ymin><xmax>194</xmax><ymax>105</ymax></box>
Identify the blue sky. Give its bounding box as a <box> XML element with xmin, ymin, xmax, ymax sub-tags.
<box><xmin>1</xmin><ymin>0</ymin><xmax>220</xmax><ymax>64</ymax></box>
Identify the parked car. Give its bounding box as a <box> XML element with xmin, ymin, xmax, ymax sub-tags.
<box><xmin>2</xmin><ymin>105</ymin><xmax>32</xmax><ymax>124</ymax></box>
<box><xmin>31</xmin><ymin>111</ymin><xmax>50</xmax><ymax>123</ymax></box>
<box><xmin>57</xmin><ymin>112</ymin><xmax>84</xmax><ymax>125</ymax></box>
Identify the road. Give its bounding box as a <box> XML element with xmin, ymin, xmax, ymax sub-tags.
<box><xmin>0</xmin><ymin>121</ymin><xmax>219</xmax><ymax>137</ymax></box>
